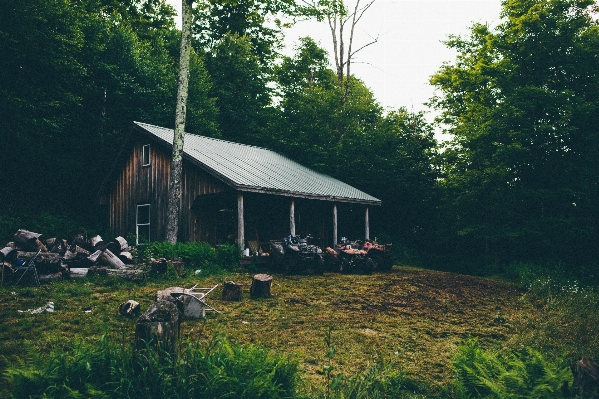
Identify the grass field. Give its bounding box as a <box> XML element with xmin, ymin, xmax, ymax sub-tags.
<box><xmin>0</xmin><ymin>264</ymin><xmax>539</xmax><ymax>396</ymax></box>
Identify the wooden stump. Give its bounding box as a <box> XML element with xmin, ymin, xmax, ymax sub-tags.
<box><xmin>250</xmin><ymin>274</ymin><xmax>272</xmax><ymax>299</ymax></box>
<box><xmin>572</xmin><ymin>357</ymin><xmax>599</xmax><ymax>398</ymax></box>
<box><xmin>222</xmin><ymin>281</ymin><xmax>243</xmax><ymax>301</ymax></box>
<box><xmin>135</xmin><ymin>300</ymin><xmax>180</xmax><ymax>353</ymax></box>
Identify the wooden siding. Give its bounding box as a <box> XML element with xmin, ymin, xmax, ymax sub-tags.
<box><xmin>108</xmin><ymin>137</ymin><xmax>228</xmax><ymax>242</ymax></box>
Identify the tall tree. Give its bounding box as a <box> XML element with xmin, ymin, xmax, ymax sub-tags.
<box><xmin>301</xmin><ymin>0</ymin><xmax>377</xmax><ymax>97</ymax></box>
<box><xmin>166</xmin><ymin>0</ymin><xmax>193</xmax><ymax>244</ymax></box>
<box><xmin>430</xmin><ymin>0</ymin><xmax>599</xmax><ymax>267</ymax></box>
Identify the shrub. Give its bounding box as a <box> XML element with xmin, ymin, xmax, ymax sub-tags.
<box><xmin>140</xmin><ymin>241</ymin><xmax>241</xmax><ymax>274</ymax></box>
<box><xmin>451</xmin><ymin>339</ymin><xmax>570</xmax><ymax>399</ymax></box>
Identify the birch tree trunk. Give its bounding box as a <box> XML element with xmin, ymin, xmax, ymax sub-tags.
<box><xmin>166</xmin><ymin>0</ymin><xmax>193</xmax><ymax>244</ymax></box>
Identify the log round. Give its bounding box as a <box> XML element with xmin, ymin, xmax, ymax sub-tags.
<box><xmin>250</xmin><ymin>274</ymin><xmax>272</xmax><ymax>299</ymax></box>
<box><xmin>572</xmin><ymin>357</ymin><xmax>599</xmax><ymax>398</ymax></box>
<box><xmin>102</xmin><ymin>249</ymin><xmax>126</xmax><ymax>269</ymax></box>
<box><xmin>88</xmin><ymin>250</ymin><xmax>104</xmax><ymax>264</ymax></box>
<box><xmin>13</xmin><ymin>229</ymin><xmax>42</xmax><ymax>248</ymax></box>
<box><xmin>135</xmin><ymin>300</ymin><xmax>180</xmax><ymax>353</ymax></box>
<box><xmin>222</xmin><ymin>281</ymin><xmax>243</xmax><ymax>301</ymax></box>
<box><xmin>115</xmin><ymin>236</ymin><xmax>128</xmax><ymax>251</ymax></box>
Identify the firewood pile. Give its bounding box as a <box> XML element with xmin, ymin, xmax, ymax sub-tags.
<box><xmin>0</xmin><ymin>229</ymin><xmax>136</xmax><ymax>284</ymax></box>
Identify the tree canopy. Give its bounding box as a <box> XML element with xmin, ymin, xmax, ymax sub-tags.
<box><xmin>429</xmin><ymin>0</ymin><xmax>599</xmax><ymax>268</ymax></box>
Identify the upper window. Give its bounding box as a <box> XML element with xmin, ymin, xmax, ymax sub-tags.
<box><xmin>142</xmin><ymin>144</ymin><xmax>151</xmax><ymax>166</ymax></box>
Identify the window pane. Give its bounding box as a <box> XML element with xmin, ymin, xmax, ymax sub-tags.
<box><xmin>142</xmin><ymin>144</ymin><xmax>151</xmax><ymax>166</ymax></box>
<box><xmin>137</xmin><ymin>204</ymin><xmax>150</xmax><ymax>224</ymax></box>
<box><xmin>137</xmin><ymin>225</ymin><xmax>150</xmax><ymax>244</ymax></box>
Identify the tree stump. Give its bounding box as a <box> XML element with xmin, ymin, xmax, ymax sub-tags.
<box><xmin>222</xmin><ymin>281</ymin><xmax>243</xmax><ymax>301</ymax></box>
<box><xmin>572</xmin><ymin>357</ymin><xmax>599</xmax><ymax>398</ymax></box>
<box><xmin>250</xmin><ymin>274</ymin><xmax>272</xmax><ymax>299</ymax></box>
<box><xmin>135</xmin><ymin>300</ymin><xmax>180</xmax><ymax>353</ymax></box>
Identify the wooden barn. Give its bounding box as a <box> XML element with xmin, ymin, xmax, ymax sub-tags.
<box><xmin>98</xmin><ymin>122</ymin><xmax>381</xmax><ymax>248</ymax></box>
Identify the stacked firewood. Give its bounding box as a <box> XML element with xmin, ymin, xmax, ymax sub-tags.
<box><xmin>0</xmin><ymin>229</ymin><xmax>134</xmax><ymax>283</ymax></box>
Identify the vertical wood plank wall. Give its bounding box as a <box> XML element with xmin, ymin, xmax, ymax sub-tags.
<box><xmin>108</xmin><ymin>138</ymin><xmax>227</xmax><ymax>242</ymax></box>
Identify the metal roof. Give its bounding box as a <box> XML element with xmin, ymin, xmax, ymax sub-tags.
<box><xmin>134</xmin><ymin>122</ymin><xmax>381</xmax><ymax>205</ymax></box>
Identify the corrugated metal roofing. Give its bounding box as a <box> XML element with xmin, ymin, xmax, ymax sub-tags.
<box><xmin>134</xmin><ymin>122</ymin><xmax>381</xmax><ymax>205</ymax></box>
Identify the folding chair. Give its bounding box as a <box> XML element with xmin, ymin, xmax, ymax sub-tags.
<box><xmin>15</xmin><ymin>248</ymin><xmax>41</xmax><ymax>286</ymax></box>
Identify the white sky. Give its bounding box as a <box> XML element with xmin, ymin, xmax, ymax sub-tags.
<box><xmin>167</xmin><ymin>0</ymin><xmax>503</xmax><ymax>117</ymax></box>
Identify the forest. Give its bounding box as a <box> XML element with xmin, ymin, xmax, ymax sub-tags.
<box><xmin>1</xmin><ymin>0</ymin><xmax>598</xmax><ymax>276</ymax></box>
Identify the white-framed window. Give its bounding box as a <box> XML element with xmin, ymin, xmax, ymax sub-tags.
<box><xmin>136</xmin><ymin>204</ymin><xmax>151</xmax><ymax>245</ymax></box>
<box><xmin>142</xmin><ymin>144</ymin><xmax>151</xmax><ymax>166</ymax></box>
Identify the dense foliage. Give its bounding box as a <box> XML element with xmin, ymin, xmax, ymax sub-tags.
<box><xmin>429</xmin><ymin>0</ymin><xmax>599</xmax><ymax>270</ymax></box>
<box><xmin>4</xmin><ymin>335</ymin><xmax>301</xmax><ymax>399</ymax></box>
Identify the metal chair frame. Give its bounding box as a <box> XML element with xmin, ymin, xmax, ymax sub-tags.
<box><xmin>15</xmin><ymin>248</ymin><xmax>41</xmax><ymax>286</ymax></box>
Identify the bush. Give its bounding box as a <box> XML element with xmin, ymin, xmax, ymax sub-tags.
<box><xmin>141</xmin><ymin>241</ymin><xmax>242</xmax><ymax>274</ymax></box>
<box><xmin>3</xmin><ymin>334</ymin><xmax>301</xmax><ymax>399</ymax></box>
<box><xmin>451</xmin><ymin>339</ymin><xmax>570</xmax><ymax>399</ymax></box>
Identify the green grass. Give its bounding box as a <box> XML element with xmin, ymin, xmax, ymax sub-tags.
<box><xmin>2</xmin><ymin>262</ymin><xmax>594</xmax><ymax>397</ymax></box>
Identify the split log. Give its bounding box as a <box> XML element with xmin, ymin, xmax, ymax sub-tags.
<box><xmin>73</xmin><ymin>245</ymin><xmax>90</xmax><ymax>256</ymax></box>
<box><xmin>67</xmin><ymin>230</ymin><xmax>87</xmax><ymax>247</ymax></box>
<box><xmin>16</xmin><ymin>251</ymin><xmax>61</xmax><ymax>263</ymax></box>
<box><xmin>91</xmin><ymin>235</ymin><xmax>108</xmax><ymax>251</ymax></box>
<box><xmin>118</xmin><ymin>251</ymin><xmax>133</xmax><ymax>264</ymax></box>
<box><xmin>102</xmin><ymin>249</ymin><xmax>126</xmax><ymax>269</ymax></box>
<box><xmin>69</xmin><ymin>268</ymin><xmax>89</xmax><ymax>278</ymax></box>
<box><xmin>88</xmin><ymin>250</ymin><xmax>103</xmax><ymax>264</ymax></box>
<box><xmin>104</xmin><ymin>241</ymin><xmax>120</xmax><ymax>255</ymax></box>
<box><xmin>63</xmin><ymin>245</ymin><xmax>91</xmax><ymax>267</ymax></box>
<box><xmin>90</xmin><ymin>235</ymin><xmax>103</xmax><ymax>247</ymax></box>
<box><xmin>0</xmin><ymin>247</ymin><xmax>16</xmax><ymax>261</ymax></box>
<box><xmin>50</xmin><ymin>239</ymin><xmax>67</xmax><ymax>255</ymax></box>
<box><xmin>572</xmin><ymin>357</ymin><xmax>599</xmax><ymax>398</ymax></box>
<box><xmin>13</xmin><ymin>229</ymin><xmax>42</xmax><ymax>249</ymax></box>
<box><xmin>250</xmin><ymin>274</ymin><xmax>272</xmax><ymax>299</ymax></box>
<box><xmin>44</xmin><ymin>237</ymin><xmax>57</xmax><ymax>248</ymax></box>
<box><xmin>115</xmin><ymin>236</ymin><xmax>128</xmax><ymax>251</ymax></box>
<box><xmin>135</xmin><ymin>300</ymin><xmax>180</xmax><ymax>353</ymax></box>
<box><xmin>63</xmin><ymin>247</ymin><xmax>77</xmax><ymax>261</ymax></box>
<box><xmin>222</xmin><ymin>281</ymin><xmax>243</xmax><ymax>301</ymax></box>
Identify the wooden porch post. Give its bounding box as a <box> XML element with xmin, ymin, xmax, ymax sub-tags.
<box><xmin>290</xmin><ymin>200</ymin><xmax>296</xmax><ymax>236</ymax></box>
<box><xmin>237</xmin><ymin>193</ymin><xmax>244</xmax><ymax>250</ymax></box>
<box><xmin>333</xmin><ymin>204</ymin><xmax>338</xmax><ymax>245</ymax></box>
<box><xmin>365</xmin><ymin>207</ymin><xmax>370</xmax><ymax>241</ymax></box>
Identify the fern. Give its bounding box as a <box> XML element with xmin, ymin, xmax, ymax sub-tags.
<box><xmin>452</xmin><ymin>339</ymin><xmax>570</xmax><ymax>398</ymax></box>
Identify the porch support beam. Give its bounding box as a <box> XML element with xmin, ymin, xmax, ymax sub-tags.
<box><xmin>237</xmin><ymin>193</ymin><xmax>244</xmax><ymax>250</ymax></box>
<box><xmin>333</xmin><ymin>204</ymin><xmax>338</xmax><ymax>245</ymax></box>
<box><xmin>290</xmin><ymin>200</ymin><xmax>296</xmax><ymax>236</ymax></box>
<box><xmin>365</xmin><ymin>207</ymin><xmax>370</xmax><ymax>241</ymax></box>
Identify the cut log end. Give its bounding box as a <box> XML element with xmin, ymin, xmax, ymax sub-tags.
<box><xmin>250</xmin><ymin>274</ymin><xmax>272</xmax><ymax>299</ymax></box>
<box><xmin>222</xmin><ymin>281</ymin><xmax>243</xmax><ymax>301</ymax></box>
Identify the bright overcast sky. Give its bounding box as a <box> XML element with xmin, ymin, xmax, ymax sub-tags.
<box><xmin>167</xmin><ymin>0</ymin><xmax>503</xmax><ymax>116</ymax></box>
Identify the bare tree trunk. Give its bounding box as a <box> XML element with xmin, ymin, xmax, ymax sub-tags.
<box><xmin>166</xmin><ymin>0</ymin><xmax>194</xmax><ymax>244</ymax></box>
